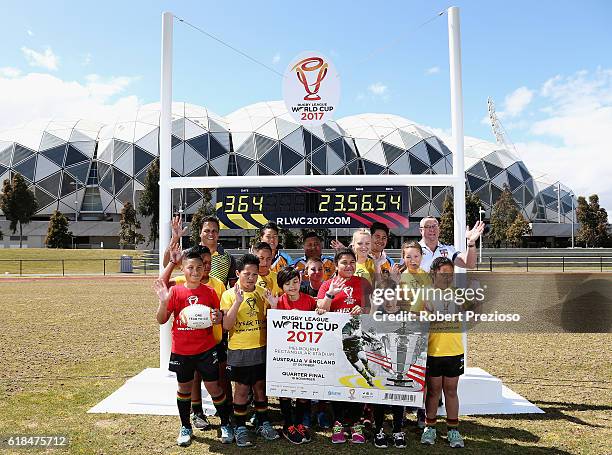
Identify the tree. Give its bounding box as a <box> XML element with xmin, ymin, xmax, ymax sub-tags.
<box><xmin>138</xmin><ymin>158</ymin><xmax>159</xmax><ymax>249</ymax></box>
<box><xmin>45</xmin><ymin>210</ymin><xmax>73</xmax><ymax>248</ymax></box>
<box><xmin>0</xmin><ymin>173</ymin><xmax>38</xmax><ymax>248</ymax></box>
<box><xmin>506</xmin><ymin>213</ymin><xmax>531</xmax><ymax>247</ymax></box>
<box><xmin>438</xmin><ymin>191</ymin><xmax>483</xmax><ymax>245</ymax></box>
<box><xmin>190</xmin><ymin>189</ymin><xmax>215</xmax><ymax>246</ymax></box>
<box><xmin>576</xmin><ymin>194</ymin><xmax>610</xmax><ymax>247</ymax></box>
<box><xmin>119</xmin><ymin>201</ymin><xmax>145</xmax><ymax>248</ymax></box>
<box><xmin>490</xmin><ymin>185</ymin><xmax>520</xmax><ymax>247</ymax></box>
<box><xmin>439</xmin><ymin>194</ymin><xmax>454</xmax><ymax>245</ymax></box>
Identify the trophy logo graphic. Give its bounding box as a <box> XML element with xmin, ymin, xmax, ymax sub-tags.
<box><xmin>291</xmin><ymin>57</ymin><xmax>329</xmax><ymax>101</ymax></box>
<box><xmin>283</xmin><ymin>51</ymin><xmax>340</xmax><ymax>126</ymax></box>
<box><xmin>343</xmin><ymin>286</ymin><xmax>356</xmax><ymax>306</ymax></box>
<box><xmin>245</xmin><ymin>297</ymin><xmax>258</xmax><ymax>317</ymax></box>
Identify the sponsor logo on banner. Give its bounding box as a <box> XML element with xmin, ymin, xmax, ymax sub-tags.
<box><xmin>283</xmin><ymin>51</ymin><xmax>340</xmax><ymax>126</ymax></box>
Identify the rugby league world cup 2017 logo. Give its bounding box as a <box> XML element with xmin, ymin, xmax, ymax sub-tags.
<box><xmin>283</xmin><ymin>51</ymin><xmax>340</xmax><ymax>126</ymax></box>
<box><xmin>292</xmin><ymin>57</ymin><xmax>328</xmax><ymax>101</ymax></box>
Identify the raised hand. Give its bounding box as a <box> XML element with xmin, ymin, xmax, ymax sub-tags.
<box><xmin>234</xmin><ymin>283</ymin><xmax>244</xmax><ymax>305</ymax></box>
<box><xmin>265</xmin><ymin>288</ymin><xmax>279</xmax><ymax>308</ymax></box>
<box><xmin>466</xmin><ymin>221</ymin><xmax>486</xmax><ymax>244</ymax></box>
<box><xmin>328</xmin><ymin>275</ymin><xmax>347</xmax><ymax>296</ymax></box>
<box><xmin>171</xmin><ymin>215</ymin><xmax>189</xmax><ymax>244</ymax></box>
<box><xmin>153</xmin><ymin>279</ymin><xmax>170</xmax><ymax>303</ymax></box>
<box><xmin>389</xmin><ymin>264</ymin><xmax>402</xmax><ymax>283</ymax></box>
<box><xmin>330</xmin><ymin>239</ymin><xmax>346</xmax><ymax>251</ymax></box>
<box><xmin>169</xmin><ymin>243</ymin><xmax>183</xmax><ymax>265</ymax></box>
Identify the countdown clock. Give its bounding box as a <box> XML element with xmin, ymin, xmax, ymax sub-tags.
<box><xmin>215</xmin><ymin>187</ymin><xmax>410</xmax><ymax>230</ymax></box>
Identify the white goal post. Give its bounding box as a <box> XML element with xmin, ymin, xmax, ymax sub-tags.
<box><xmin>157</xmin><ymin>7</ymin><xmax>466</xmax><ymax>369</ymax></box>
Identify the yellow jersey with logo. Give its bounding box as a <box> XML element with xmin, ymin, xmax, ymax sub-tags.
<box><xmin>355</xmin><ymin>258</ymin><xmax>376</xmax><ymax>284</ymax></box>
<box><xmin>423</xmin><ymin>288</ymin><xmax>464</xmax><ymax>357</ymax></box>
<box><xmin>220</xmin><ymin>285</ymin><xmax>268</xmax><ymax>351</ymax></box>
<box><xmin>398</xmin><ymin>267</ymin><xmax>430</xmax><ymax>312</ymax></box>
<box><xmin>256</xmin><ymin>271</ymin><xmax>283</xmax><ymax>296</ymax></box>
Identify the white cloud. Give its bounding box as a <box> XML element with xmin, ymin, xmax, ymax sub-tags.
<box><xmin>21</xmin><ymin>46</ymin><xmax>59</xmax><ymax>71</ymax></box>
<box><xmin>426</xmin><ymin>66</ymin><xmax>439</xmax><ymax>75</ymax></box>
<box><xmin>501</xmin><ymin>86</ymin><xmax>533</xmax><ymax>118</ymax></box>
<box><xmin>0</xmin><ymin>72</ymin><xmax>141</xmax><ymax>131</ymax></box>
<box><xmin>27</xmin><ymin>30</ymin><xmax>34</xmax><ymax>37</ymax></box>
<box><xmin>368</xmin><ymin>82</ymin><xmax>387</xmax><ymax>96</ymax></box>
<box><xmin>0</xmin><ymin>67</ymin><xmax>22</xmax><ymax>78</ymax></box>
<box><xmin>516</xmin><ymin>69</ymin><xmax>612</xmax><ymax>210</ymax></box>
<box><xmin>82</xmin><ymin>53</ymin><xmax>92</xmax><ymax>66</ymax></box>
<box><xmin>272</xmin><ymin>53</ymin><xmax>280</xmax><ymax>65</ymax></box>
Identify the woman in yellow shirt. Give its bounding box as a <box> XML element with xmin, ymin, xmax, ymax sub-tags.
<box><xmin>351</xmin><ymin>228</ymin><xmax>376</xmax><ymax>285</ymax></box>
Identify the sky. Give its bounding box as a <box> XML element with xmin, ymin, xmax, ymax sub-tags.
<box><xmin>1</xmin><ymin>0</ymin><xmax>611</xmax><ymax>211</ymax></box>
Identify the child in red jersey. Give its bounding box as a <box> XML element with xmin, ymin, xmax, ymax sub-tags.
<box><xmin>275</xmin><ymin>266</ymin><xmax>316</xmax><ymax>444</ymax></box>
<box><xmin>153</xmin><ymin>249</ymin><xmax>232</xmax><ymax>447</ymax></box>
<box><xmin>316</xmin><ymin>248</ymin><xmax>372</xmax><ymax>444</ymax></box>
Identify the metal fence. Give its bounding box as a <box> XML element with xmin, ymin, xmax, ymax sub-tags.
<box><xmin>475</xmin><ymin>256</ymin><xmax>612</xmax><ymax>272</ymax></box>
<box><xmin>0</xmin><ymin>257</ymin><xmax>158</xmax><ymax>277</ymax></box>
<box><xmin>1</xmin><ymin>255</ymin><xmax>611</xmax><ymax>276</ymax></box>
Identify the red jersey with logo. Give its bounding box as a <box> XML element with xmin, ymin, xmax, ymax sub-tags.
<box><xmin>277</xmin><ymin>292</ymin><xmax>317</xmax><ymax>311</ymax></box>
<box><xmin>317</xmin><ymin>275</ymin><xmax>372</xmax><ymax>313</ymax></box>
<box><xmin>167</xmin><ymin>284</ymin><xmax>220</xmax><ymax>355</ymax></box>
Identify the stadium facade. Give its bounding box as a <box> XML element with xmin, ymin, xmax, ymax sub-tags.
<box><xmin>0</xmin><ymin>101</ymin><xmax>576</xmax><ymax>248</ymax></box>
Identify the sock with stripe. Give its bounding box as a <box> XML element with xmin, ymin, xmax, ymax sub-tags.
<box><xmin>177</xmin><ymin>391</ymin><xmax>192</xmax><ymax>429</ymax></box>
<box><xmin>233</xmin><ymin>402</ymin><xmax>249</xmax><ymax>428</ymax></box>
<box><xmin>191</xmin><ymin>399</ymin><xmax>203</xmax><ymax>416</ymax></box>
<box><xmin>211</xmin><ymin>392</ymin><xmax>231</xmax><ymax>426</ymax></box>
<box><xmin>425</xmin><ymin>416</ymin><xmax>437</xmax><ymax>429</ymax></box>
<box><xmin>446</xmin><ymin>418</ymin><xmax>459</xmax><ymax>430</ymax></box>
<box><xmin>254</xmin><ymin>400</ymin><xmax>270</xmax><ymax>424</ymax></box>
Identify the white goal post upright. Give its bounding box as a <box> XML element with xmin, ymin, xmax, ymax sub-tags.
<box><xmin>158</xmin><ymin>8</ymin><xmax>466</xmax><ymax>369</ymax></box>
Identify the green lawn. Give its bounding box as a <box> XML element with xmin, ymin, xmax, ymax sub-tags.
<box><xmin>0</xmin><ymin>248</ymin><xmax>148</xmax><ymax>275</ymax></box>
<box><xmin>0</xmin><ymin>277</ymin><xmax>610</xmax><ymax>454</ymax></box>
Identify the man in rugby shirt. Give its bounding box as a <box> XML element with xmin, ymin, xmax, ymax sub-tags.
<box><xmin>418</xmin><ymin>216</ymin><xmax>485</xmax><ymax>272</ymax></box>
<box><xmin>164</xmin><ymin>215</ymin><xmax>237</xmax><ymax>287</ymax></box>
<box><xmin>292</xmin><ymin>231</ymin><xmax>335</xmax><ymax>282</ymax></box>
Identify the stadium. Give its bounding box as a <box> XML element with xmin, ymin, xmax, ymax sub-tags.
<box><xmin>0</xmin><ymin>101</ymin><xmax>577</xmax><ymax>248</ymax></box>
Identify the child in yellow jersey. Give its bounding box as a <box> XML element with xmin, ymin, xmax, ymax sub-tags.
<box><xmin>352</xmin><ymin>228</ymin><xmax>376</xmax><ymax>285</ymax></box>
<box><xmin>420</xmin><ymin>257</ymin><xmax>465</xmax><ymax>449</ymax></box>
<box><xmin>160</xmin><ymin>244</ymin><xmax>229</xmax><ymax>432</ymax></box>
<box><xmin>221</xmin><ymin>253</ymin><xmax>280</xmax><ymax>447</ymax></box>
<box><xmin>253</xmin><ymin>241</ymin><xmax>283</xmax><ymax>296</ymax></box>
<box><xmin>398</xmin><ymin>241</ymin><xmax>431</xmax><ymax>313</ymax></box>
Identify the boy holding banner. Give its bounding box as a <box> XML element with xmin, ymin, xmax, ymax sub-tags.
<box><xmin>275</xmin><ymin>266</ymin><xmax>317</xmax><ymax>444</ymax></box>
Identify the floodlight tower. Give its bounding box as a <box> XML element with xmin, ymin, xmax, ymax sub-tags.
<box><xmin>487</xmin><ymin>97</ymin><xmax>518</xmax><ymax>156</ymax></box>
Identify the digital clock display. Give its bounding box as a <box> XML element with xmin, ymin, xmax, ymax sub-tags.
<box><xmin>215</xmin><ymin>187</ymin><xmax>410</xmax><ymax>230</ymax></box>
<box><xmin>222</xmin><ymin>192</ymin><xmax>402</xmax><ymax>214</ymax></box>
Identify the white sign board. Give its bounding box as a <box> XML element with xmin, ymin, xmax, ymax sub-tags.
<box><xmin>266</xmin><ymin>310</ymin><xmax>427</xmax><ymax>407</ymax></box>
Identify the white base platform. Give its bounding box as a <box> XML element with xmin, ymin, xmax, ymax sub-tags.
<box><xmin>88</xmin><ymin>367</ymin><xmax>543</xmax><ymax>416</ymax></box>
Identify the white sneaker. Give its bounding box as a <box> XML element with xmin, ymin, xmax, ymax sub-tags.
<box><xmin>177</xmin><ymin>426</ymin><xmax>192</xmax><ymax>446</ymax></box>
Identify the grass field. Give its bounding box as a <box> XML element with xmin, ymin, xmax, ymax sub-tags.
<box><xmin>0</xmin><ymin>248</ymin><xmax>146</xmax><ymax>275</ymax></box>
<box><xmin>0</xmin><ymin>277</ymin><xmax>610</xmax><ymax>454</ymax></box>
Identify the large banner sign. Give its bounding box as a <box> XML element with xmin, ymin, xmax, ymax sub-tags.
<box><xmin>266</xmin><ymin>310</ymin><xmax>428</xmax><ymax>407</ymax></box>
<box><xmin>283</xmin><ymin>51</ymin><xmax>340</xmax><ymax>126</ymax></box>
